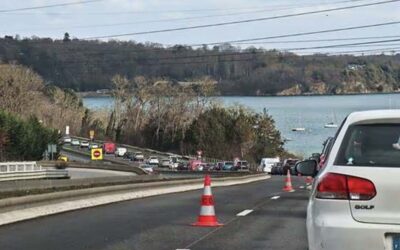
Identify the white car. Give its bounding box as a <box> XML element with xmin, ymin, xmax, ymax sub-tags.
<box><xmin>139</xmin><ymin>164</ymin><xmax>154</xmax><ymax>173</ymax></box>
<box><xmin>134</xmin><ymin>152</ymin><xmax>145</xmax><ymax>161</ymax></box>
<box><xmin>115</xmin><ymin>147</ymin><xmax>127</xmax><ymax>157</ymax></box>
<box><xmin>296</xmin><ymin>110</ymin><xmax>400</xmax><ymax>250</ymax></box>
<box><xmin>148</xmin><ymin>156</ymin><xmax>159</xmax><ymax>165</ymax></box>
<box><xmin>63</xmin><ymin>137</ymin><xmax>72</xmax><ymax>144</ymax></box>
<box><xmin>80</xmin><ymin>141</ymin><xmax>90</xmax><ymax>148</ymax></box>
<box><xmin>71</xmin><ymin>139</ymin><xmax>80</xmax><ymax>146</ymax></box>
<box><xmin>89</xmin><ymin>143</ymin><xmax>99</xmax><ymax>149</ymax></box>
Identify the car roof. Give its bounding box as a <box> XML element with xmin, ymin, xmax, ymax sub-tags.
<box><xmin>346</xmin><ymin>109</ymin><xmax>400</xmax><ymax>125</ymax></box>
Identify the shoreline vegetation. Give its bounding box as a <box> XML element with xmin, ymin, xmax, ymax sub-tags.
<box><xmin>0</xmin><ymin>63</ymin><xmax>292</xmax><ymax>163</ymax></box>
<box><xmin>77</xmin><ymin>90</ymin><xmax>400</xmax><ymax>98</ymax></box>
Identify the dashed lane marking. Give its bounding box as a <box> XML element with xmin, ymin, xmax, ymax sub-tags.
<box><xmin>236</xmin><ymin>209</ymin><xmax>253</xmax><ymax>216</ymax></box>
<box><xmin>270</xmin><ymin>196</ymin><xmax>280</xmax><ymax>200</ymax></box>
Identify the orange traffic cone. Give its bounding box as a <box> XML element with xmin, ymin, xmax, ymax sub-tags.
<box><xmin>283</xmin><ymin>170</ymin><xmax>295</xmax><ymax>192</ymax></box>
<box><xmin>192</xmin><ymin>175</ymin><xmax>223</xmax><ymax>227</ymax></box>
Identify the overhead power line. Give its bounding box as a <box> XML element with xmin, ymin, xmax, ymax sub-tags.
<box><xmin>2</xmin><ymin>0</ymin><xmax>367</xmax><ymax>33</ymax></box>
<box><xmin>84</xmin><ymin>0</ymin><xmax>400</xmax><ymax>39</ymax></box>
<box><xmin>283</xmin><ymin>38</ymin><xmax>400</xmax><ymax>51</ymax></box>
<box><xmin>231</xmin><ymin>35</ymin><xmax>400</xmax><ymax>45</ymax></box>
<box><xmin>190</xmin><ymin>21</ymin><xmax>400</xmax><ymax>46</ymax></box>
<box><xmin>34</xmin><ymin>38</ymin><xmax>400</xmax><ymax>66</ymax></box>
<box><xmin>2</xmin><ymin>0</ymin><xmax>368</xmax><ymax>15</ymax></box>
<box><xmin>50</xmin><ymin>47</ymin><xmax>400</xmax><ymax>70</ymax></box>
<box><xmin>0</xmin><ymin>0</ymin><xmax>103</xmax><ymax>13</ymax></box>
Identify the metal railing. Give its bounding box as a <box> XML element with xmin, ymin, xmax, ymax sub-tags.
<box><xmin>0</xmin><ymin>162</ymin><xmax>68</xmax><ymax>181</ymax></box>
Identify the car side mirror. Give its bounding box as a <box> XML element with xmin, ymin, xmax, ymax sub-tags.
<box><xmin>295</xmin><ymin>160</ymin><xmax>318</xmax><ymax>177</ymax></box>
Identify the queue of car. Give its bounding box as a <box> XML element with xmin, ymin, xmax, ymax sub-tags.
<box><xmin>62</xmin><ymin>137</ymin><xmax>250</xmax><ymax>172</ymax></box>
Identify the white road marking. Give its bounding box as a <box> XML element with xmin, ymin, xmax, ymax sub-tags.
<box><xmin>236</xmin><ymin>209</ymin><xmax>253</xmax><ymax>216</ymax></box>
<box><xmin>270</xmin><ymin>196</ymin><xmax>280</xmax><ymax>200</ymax></box>
<box><xmin>176</xmin><ymin>249</ymin><xmax>190</xmax><ymax>250</ymax></box>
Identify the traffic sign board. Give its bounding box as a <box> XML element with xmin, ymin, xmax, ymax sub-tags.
<box><xmin>89</xmin><ymin>130</ymin><xmax>95</xmax><ymax>140</ymax></box>
<box><xmin>91</xmin><ymin>148</ymin><xmax>103</xmax><ymax>160</ymax></box>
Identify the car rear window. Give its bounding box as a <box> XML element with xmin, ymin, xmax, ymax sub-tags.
<box><xmin>335</xmin><ymin>123</ymin><xmax>400</xmax><ymax>167</ymax></box>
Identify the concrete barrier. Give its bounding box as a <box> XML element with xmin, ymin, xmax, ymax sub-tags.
<box><xmin>0</xmin><ymin>174</ymin><xmax>269</xmax><ymax>226</ymax></box>
<box><xmin>0</xmin><ymin>174</ymin><xmax>169</xmax><ymax>194</ymax></box>
<box><xmin>40</xmin><ymin>159</ymin><xmax>147</xmax><ymax>175</ymax></box>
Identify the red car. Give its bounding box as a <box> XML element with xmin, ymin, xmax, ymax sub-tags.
<box><xmin>102</xmin><ymin>142</ymin><xmax>116</xmax><ymax>154</ymax></box>
<box><xmin>188</xmin><ymin>160</ymin><xmax>202</xmax><ymax>171</ymax></box>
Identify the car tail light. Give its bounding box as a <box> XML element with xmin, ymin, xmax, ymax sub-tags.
<box><xmin>316</xmin><ymin>173</ymin><xmax>376</xmax><ymax>200</ymax></box>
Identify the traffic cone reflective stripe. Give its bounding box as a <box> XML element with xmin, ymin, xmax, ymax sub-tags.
<box><xmin>283</xmin><ymin>170</ymin><xmax>295</xmax><ymax>192</ymax></box>
<box><xmin>192</xmin><ymin>175</ymin><xmax>223</xmax><ymax>227</ymax></box>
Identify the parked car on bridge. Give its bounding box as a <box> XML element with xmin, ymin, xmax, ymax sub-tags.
<box><xmin>222</xmin><ymin>161</ymin><xmax>234</xmax><ymax>171</ymax></box>
<box><xmin>80</xmin><ymin>140</ymin><xmax>90</xmax><ymax>148</ymax></box>
<box><xmin>71</xmin><ymin>139</ymin><xmax>80</xmax><ymax>146</ymax></box>
<box><xmin>188</xmin><ymin>159</ymin><xmax>202</xmax><ymax>171</ymax></box>
<box><xmin>115</xmin><ymin>147</ymin><xmax>127</xmax><ymax>157</ymax></box>
<box><xmin>177</xmin><ymin>162</ymin><xmax>189</xmax><ymax>171</ymax></box>
<box><xmin>232</xmin><ymin>160</ymin><xmax>249</xmax><ymax>171</ymax></box>
<box><xmin>102</xmin><ymin>142</ymin><xmax>116</xmax><ymax>154</ymax></box>
<box><xmin>123</xmin><ymin>152</ymin><xmax>135</xmax><ymax>161</ymax></box>
<box><xmin>139</xmin><ymin>163</ymin><xmax>154</xmax><ymax>173</ymax></box>
<box><xmin>88</xmin><ymin>143</ymin><xmax>99</xmax><ymax>150</ymax></box>
<box><xmin>133</xmin><ymin>152</ymin><xmax>145</xmax><ymax>161</ymax></box>
<box><xmin>147</xmin><ymin>156</ymin><xmax>159</xmax><ymax>165</ymax></box>
<box><xmin>296</xmin><ymin>110</ymin><xmax>400</xmax><ymax>250</ymax></box>
<box><xmin>160</xmin><ymin>159</ymin><xmax>172</xmax><ymax>168</ymax></box>
<box><xmin>63</xmin><ymin>136</ymin><xmax>72</xmax><ymax>144</ymax></box>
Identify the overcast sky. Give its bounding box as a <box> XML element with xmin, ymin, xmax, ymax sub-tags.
<box><xmin>0</xmin><ymin>0</ymin><xmax>399</xmax><ymax>54</ymax></box>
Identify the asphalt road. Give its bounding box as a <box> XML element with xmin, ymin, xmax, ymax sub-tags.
<box><xmin>0</xmin><ymin>176</ymin><xmax>309</xmax><ymax>250</ymax></box>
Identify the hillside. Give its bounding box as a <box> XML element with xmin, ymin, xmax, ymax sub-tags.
<box><xmin>1</xmin><ymin>36</ymin><xmax>399</xmax><ymax>95</ymax></box>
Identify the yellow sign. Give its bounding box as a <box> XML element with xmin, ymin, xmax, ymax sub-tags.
<box><xmin>89</xmin><ymin>130</ymin><xmax>95</xmax><ymax>140</ymax></box>
<box><xmin>91</xmin><ymin>148</ymin><xmax>103</xmax><ymax>160</ymax></box>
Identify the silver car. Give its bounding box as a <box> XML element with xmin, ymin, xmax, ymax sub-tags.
<box><xmin>297</xmin><ymin>110</ymin><xmax>400</xmax><ymax>250</ymax></box>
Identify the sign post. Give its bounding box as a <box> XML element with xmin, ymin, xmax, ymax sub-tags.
<box><xmin>47</xmin><ymin>144</ymin><xmax>57</xmax><ymax>160</ymax></box>
<box><xmin>197</xmin><ymin>150</ymin><xmax>203</xmax><ymax>160</ymax></box>
<box><xmin>89</xmin><ymin>130</ymin><xmax>95</xmax><ymax>141</ymax></box>
<box><xmin>65</xmin><ymin>126</ymin><xmax>70</xmax><ymax>135</ymax></box>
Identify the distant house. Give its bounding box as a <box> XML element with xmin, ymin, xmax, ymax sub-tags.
<box><xmin>96</xmin><ymin>89</ymin><xmax>111</xmax><ymax>94</ymax></box>
<box><xmin>346</xmin><ymin>64</ymin><xmax>365</xmax><ymax>71</ymax></box>
<box><xmin>177</xmin><ymin>80</ymin><xmax>218</xmax><ymax>86</ymax></box>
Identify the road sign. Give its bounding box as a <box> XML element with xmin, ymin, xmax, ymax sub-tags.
<box><xmin>65</xmin><ymin>126</ymin><xmax>70</xmax><ymax>135</ymax></box>
<box><xmin>89</xmin><ymin>130</ymin><xmax>95</xmax><ymax>140</ymax></box>
<box><xmin>47</xmin><ymin>144</ymin><xmax>57</xmax><ymax>161</ymax></box>
<box><xmin>91</xmin><ymin>148</ymin><xmax>103</xmax><ymax>160</ymax></box>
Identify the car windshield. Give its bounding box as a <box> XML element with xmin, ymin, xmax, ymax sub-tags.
<box><xmin>2</xmin><ymin>1</ymin><xmax>398</xmax><ymax>249</ymax></box>
<box><xmin>335</xmin><ymin>123</ymin><xmax>400</xmax><ymax>167</ymax></box>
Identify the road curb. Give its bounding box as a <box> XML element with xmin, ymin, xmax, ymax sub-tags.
<box><xmin>0</xmin><ymin>174</ymin><xmax>269</xmax><ymax>226</ymax></box>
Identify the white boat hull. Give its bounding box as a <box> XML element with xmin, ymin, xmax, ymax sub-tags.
<box><xmin>324</xmin><ymin>124</ymin><xmax>338</xmax><ymax>128</ymax></box>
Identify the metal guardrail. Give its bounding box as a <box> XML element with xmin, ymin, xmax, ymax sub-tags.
<box><xmin>0</xmin><ymin>162</ymin><xmax>69</xmax><ymax>181</ymax></box>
